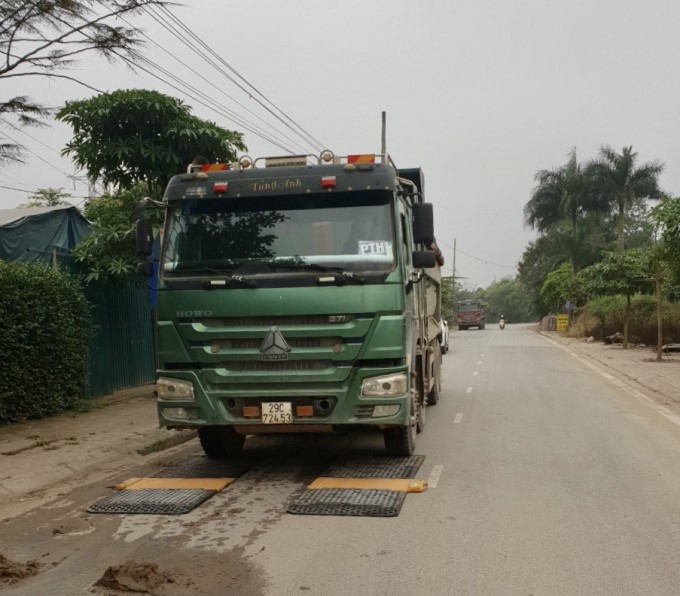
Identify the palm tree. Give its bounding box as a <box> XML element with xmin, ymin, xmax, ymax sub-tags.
<box><xmin>586</xmin><ymin>145</ymin><xmax>664</xmax><ymax>253</ymax></box>
<box><xmin>524</xmin><ymin>148</ymin><xmax>606</xmax><ymax>271</ymax></box>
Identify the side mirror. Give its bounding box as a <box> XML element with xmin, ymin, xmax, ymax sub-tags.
<box><xmin>136</xmin><ymin>261</ymin><xmax>153</xmax><ymax>278</ymax></box>
<box><xmin>412</xmin><ymin>250</ymin><xmax>436</xmax><ymax>269</ymax></box>
<box><xmin>412</xmin><ymin>203</ymin><xmax>434</xmax><ymax>245</ymax></box>
<box><xmin>136</xmin><ymin>218</ymin><xmax>153</xmax><ymax>258</ymax></box>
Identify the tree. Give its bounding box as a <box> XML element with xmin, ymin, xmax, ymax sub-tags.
<box><xmin>649</xmin><ymin>197</ymin><xmax>680</xmax><ymax>360</ymax></box>
<box><xmin>524</xmin><ymin>148</ymin><xmax>607</xmax><ymax>272</ymax></box>
<box><xmin>16</xmin><ymin>187</ymin><xmax>70</xmax><ymax>208</ymax></box>
<box><xmin>539</xmin><ymin>263</ymin><xmax>584</xmax><ymax>316</ymax></box>
<box><xmin>586</xmin><ymin>145</ymin><xmax>664</xmax><ymax>253</ymax></box>
<box><xmin>57</xmin><ymin>89</ymin><xmax>246</xmax><ymax>197</ymax></box>
<box><xmin>71</xmin><ymin>183</ymin><xmax>149</xmax><ymax>281</ymax></box>
<box><xmin>650</xmin><ymin>197</ymin><xmax>680</xmax><ymax>270</ymax></box>
<box><xmin>481</xmin><ymin>277</ymin><xmax>536</xmax><ymax>323</ymax></box>
<box><xmin>440</xmin><ymin>276</ymin><xmax>458</xmax><ymax>323</ymax></box>
<box><xmin>578</xmin><ymin>249</ymin><xmax>652</xmax><ymax>349</ymax></box>
<box><xmin>0</xmin><ymin>0</ymin><xmax>166</xmax><ymax>164</ymax></box>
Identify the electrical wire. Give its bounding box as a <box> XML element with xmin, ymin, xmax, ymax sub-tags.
<box><xmin>436</xmin><ymin>238</ymin><xmax>517</xmax><ymax>270</ymax></box>
<box><xmin>149</xmin><ymin>4</ymin><xmax>326</xmax><ymax>152</ymax></box>
<box><xmin>118</xmin><ymin>52</ymin><xmax>298</xmax><ymax>155</ymax></box>
<box><xmin>126</xmin><ymin>12</ymin><xmax>312</xmax><ymax>155</ymax></box>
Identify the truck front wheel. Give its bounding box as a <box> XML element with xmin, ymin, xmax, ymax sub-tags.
<box><xmin>383</xmin><ymin>398</ymin><xmax>417</xmax><ymax>456</ymax></box>
<box><xmin>198</xmin><ymin>426</ymin><xmax>245</xmax><ymax>459</ymax></box>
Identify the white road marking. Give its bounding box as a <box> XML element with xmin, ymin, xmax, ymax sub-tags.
<box><xmin>427</xmin><ymin>465</ymin><xmax>444</xmax><ymax>488</ymax></box>
<box><xmin>541</xmin><ymin>334</ymin><xmax>680</xmax><ymax>429</ymax></box>
<box><xmin>481</xmin><ymin>353</ymin><xmax>485</xmax><ymax>357</ymax></box>
<box><xmin>473</xmin><ymin>371</ymin><xmax>479</xmax><ymax>376</ymax></box>
<box><xmin>466</xmin><ymin>386</ymin><xmax>473</xmax><ymax>393</ymax></box>
<box><xmin>477</xmin><ymin>360</ymin><xmax>483</xmax><ymax>365</ymax></box>
<box><xmin>454</xmin><ymin>413</ymin><xmax>464</xmax><ymax>424</ymax></box>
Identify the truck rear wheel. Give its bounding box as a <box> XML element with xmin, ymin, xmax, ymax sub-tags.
<box><xmin>198</xmin><ymin>426</ymin><xmax>245</xmax><ymax>459</ymax></box>
<box><xmin>428</xmin><ymin>377</ymin><xmax>440</xmax><ymax>406</ymax></box>
<box><xmin>416</xmin><ymin>396</ymin><xmax>426</xmax><ymax>433</ymax></box>
<box><xmin>383</xmin><ymin>398</ymin><xmax>416</xmax><ymax>456</ymax></box>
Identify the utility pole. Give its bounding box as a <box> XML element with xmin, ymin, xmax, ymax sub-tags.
<box><xmin>452</xmin><ymin>238</ymin><xmax>457</xmax><ymax>321</ymax></box>
<box><xmin>381</xmin><ymin>111</ymin><xmax>386</xmax><ymax>156</ymax></box>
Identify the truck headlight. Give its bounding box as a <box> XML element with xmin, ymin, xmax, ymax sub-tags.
<box><xmin>361</xmin><ymin>372</ymin><xmax>407</xmax><ymax>397</ymax></box>
<box><xmin>157</xmin><ymin>377</ymin><xmax>195</xmax><ymax>401</ymax></box>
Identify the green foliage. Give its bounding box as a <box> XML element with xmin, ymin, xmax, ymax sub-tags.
<box><xmin>480</xmin><ymin>277</ymin><xmax>536</xmax><ymax>322</ymax></box>
<box><xmin>0</xmin><ymin>0</ymin><xmax>166</xmax><ymax>163</ymax></box>
<box><xmin>540</xmin><ymin>263</ymin><xmax>584</xmax><ymax>313</ymax></box>
<box><xmin>578</xmin><ymin>249</ymin><xmax>652</xmax><ymax>297</ymax></box>
<box><xmin>578</xmin><ymin>294</ymin><xmax>680</xmax><ymax>344</ymax></box>
<box><xmin>440</xmin><ymin>276</ymin><xmax>454</xmax><ymax>323</ymax></box>
<box><xmin>16</xmin><ymin>187</ymin><xmax>71</xmax><ymax>208</ymax></box>
<box><xmin>651</xmin><ymin>197</ymin><xmax>680</xmax><ymax>271</ymax></box>
<box><xmin>57</xmin><ymin>89</ymin><xmax>246</xmax><ymax>195</ymax></box>
<box><xmin>72</xmin><ymin>183</ymin><xmax>154</xmax><ymax>282</ymax></box>
<box><xmin>0</xmin><ymin>262</ymin><xmax>91</xmax><ymax>422</ymax></box>
<box><xmin>586</xmin><ymin>145</ymin><xmax>664</xmax><ymax>252</ymax></box>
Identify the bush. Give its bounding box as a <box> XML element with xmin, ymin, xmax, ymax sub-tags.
<box><xmin>0</xmin><ymin>262</ymin><xmax>91</xmax><ymax>422</ymax></box>
<box><xmin>575</xmin><ymin>294</ymin><xmax>680</xmax><ymax>345</ymax></box>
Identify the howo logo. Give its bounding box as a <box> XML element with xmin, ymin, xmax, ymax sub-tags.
<box><xmin>260</xmin><ymin>326</ymin><xmax>292</xmax><ymax>361</ymax></box>
<box><xmin>176</xmin><ymin>310</ymin><xmax>213</xmax><ymax>318</ymax></box>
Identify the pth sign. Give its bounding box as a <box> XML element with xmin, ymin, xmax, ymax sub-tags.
<box><xmin>556</xmin><ymin>314</ymin><xmax>569</xmax><ymax>331</ymax></box>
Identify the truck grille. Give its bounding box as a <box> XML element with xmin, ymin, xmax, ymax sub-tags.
<box><xmin>226</xmin><ymin>360</ymin><xmax>332</xmax><ymax>372</ymax></box>
<box><xmin>200</xmin><ymin>315</ymin><xmax>353</xmax><ymax>327</ymax></box>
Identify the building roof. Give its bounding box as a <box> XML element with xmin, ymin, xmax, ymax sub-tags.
<box><xmin>0</xmin><ymin>205</ymin><xmax>90</xmax><ymax>264</ymax></box>
<box><xmin>0</xmin><ymin>205</ymin><xmax>79</xmax><ymax>226</ymax></box>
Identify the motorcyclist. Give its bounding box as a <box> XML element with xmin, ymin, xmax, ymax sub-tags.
<box><xmin>499</xmin><ymin>314</ymin><xmax>506</xmax><ymax>329</ymax></box>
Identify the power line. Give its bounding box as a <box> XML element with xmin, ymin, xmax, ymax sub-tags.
<box><xmin>457</xmin><ymin>247</ymin><xmax>516</xmax><ymax>269</ymax></box>
<box><xmin>137</xmin><ymin>55</ymin><xmax>303</xmax><ymax>154</ymax></box>
<box><xmin>0</xmin><ymin>182</ymin><xmax>33</xmax><ymax>193</ymax></box>
<box><xmin>0</xmin><ymin>127</ymin><xmax>71</xmax><ymax>177</ymax></box>
<box><xmin>128</xmin><ymin>13</ymin><xmax>312</xmax><ymax>155</ymax></box>
<box><xmin>124</xmin><ymin>52</ymin><xmax>299</xmax><ymax>154</ymax></box>
<box><xmin>437</xmin><ymin>238</ymin><xmax>516</xmax><ymax>270</ymax></box>
<box><xmin>150</xmin><ymin>5</ymin><xmax>326</xmax><ymax>152</ymax></box>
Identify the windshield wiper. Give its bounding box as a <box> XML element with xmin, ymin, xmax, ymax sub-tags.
<box><xmin>171</xmin><ymin>267</ymin><xmax>257</xmax><ymax>288</ymax></box>
<box><xmin>269</xmin><ymin>260</ymin><xmax>365</xmax><ymax>284</ymax></box>
<box><xmin>203</xmin><ymin>274</ymin><xmax>257</xmax><ymax>289</ymax></box>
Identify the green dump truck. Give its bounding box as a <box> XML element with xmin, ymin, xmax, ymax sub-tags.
<box><xmin>136</xmin><ymin>151</ymin><xmax>443</xmax><ymax>457</ymax></box>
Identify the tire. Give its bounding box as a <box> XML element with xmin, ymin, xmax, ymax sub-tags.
<box><xmin>428</xmin><ymin>376</ymin><xmax>440</xmax><ymax>406</ymax></box>
<box><xmin>416</xmin><ymin>396</ymin><xmax>426</xmax><ymax>434</ymax></box>
<box><xmin>198</xmin><ymin>426</ymin><xmax>246</xmax><ymax>459</ymax></box>
<box><xmin>383</xmin><ymin>397</ymin><xmax>417</xmax><ymax>456</ymax></box>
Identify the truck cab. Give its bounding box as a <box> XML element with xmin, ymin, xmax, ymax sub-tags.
<box><xmin>136</xmin><ymin>151</ymin><xmax>442</xmax><ymax>456</ymax></box>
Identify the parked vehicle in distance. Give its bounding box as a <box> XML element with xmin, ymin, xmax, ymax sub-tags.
<box><xmin>440</xmin><ymin>320</ymin><xmax>449</xmax><ymax>354</ymax></box>
<box><xmin>457</xmin><ymin>300</ymin><xmax>485</xmax><ymax>330</ymax></box>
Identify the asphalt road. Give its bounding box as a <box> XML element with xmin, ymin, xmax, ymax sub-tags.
<box><xmin>5</xmin><ymin>324</ymin><xmax>680</xmax><ymax>595</ymax></box>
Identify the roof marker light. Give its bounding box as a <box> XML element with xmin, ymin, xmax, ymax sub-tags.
<box><xmin>201</xmin><ymin>163</ymin><xmax>229</xmax><ymax>171</ymax></box>
<box><xmin>347</xmin><ymin>154</ymin><xmax>376</xmax><ymax>164</ymax></box>
<box><xmin>321</xmin><ymin>176</ymin><xmax>336</xmax><ymax>189</ymax></box>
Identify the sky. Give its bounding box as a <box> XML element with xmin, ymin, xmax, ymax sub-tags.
<box><xmin>2</xmin><ymin>0</ymin><xmax>680</xmax><ymax>288</ymax></box>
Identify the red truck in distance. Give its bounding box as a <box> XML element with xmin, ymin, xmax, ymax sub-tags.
<box><xmin>457</xmin><ymin>300</ymin><xmax>486</xmax><ymax>330</ymax></box>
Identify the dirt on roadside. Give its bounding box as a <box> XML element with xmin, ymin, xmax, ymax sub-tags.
<box><xmin>93</xmin><ymin>561</ymin><xmax>176</xmax><ymax>594</ymax></box>
<box><xmin>0</xmin><ymin>554</ymin><xmax>41</xmax><ymax>585</ymax></box>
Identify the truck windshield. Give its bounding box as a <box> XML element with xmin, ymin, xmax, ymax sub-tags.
<box><xmin>161</xmin><ymin>191</ymin><xmax>395</xmax><ymax>276</ymax></box>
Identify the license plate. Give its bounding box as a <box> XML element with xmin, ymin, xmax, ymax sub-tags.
<box><xmin>261</xmin><ymin>402</ymin><xmax>293</xmax><ymax>424</ymax></box>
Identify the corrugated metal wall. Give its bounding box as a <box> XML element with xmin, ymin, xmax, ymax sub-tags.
<box><xmin>84</xmin><ymin>280</ymin><xmax>155</xmax><ymax>397</ymax></box>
